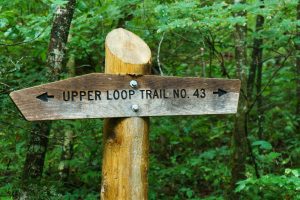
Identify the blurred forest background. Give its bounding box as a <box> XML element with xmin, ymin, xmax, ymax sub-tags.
<box><xmin>0</xmin><ymin>0</ymin><xmax>299</xmax><ymax>199</ymax></box>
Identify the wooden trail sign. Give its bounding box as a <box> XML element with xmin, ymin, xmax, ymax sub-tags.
<box><xmin>10</xmin><ymin>73</ymin><xmax>241</xmax><ymax>121</ymax></box>
<box><xmin>9</xmin><ymin>28</ymin><xmax>241</xmax><ymax>200</ymax></box>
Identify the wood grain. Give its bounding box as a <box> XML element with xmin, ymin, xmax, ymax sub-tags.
<box><xmin>10</xmin><ymin>73</ymin><xmax>241</xmax><ymax>121</ymax></box>
<box><xmin>101</xmin><ymin>28</ymin><xmax>150</xmax><ymax>200</ymax></box>
<box><xmin>9</xmin><ymin>28</ymin><xmax>241</xmax><ymax>200</ymax></box>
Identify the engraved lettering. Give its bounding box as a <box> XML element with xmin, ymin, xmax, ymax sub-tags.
<box><xmin>95</xmin><ymin>91</ymin><xmax>101</xmax><ymax>100</ymax></box>
<box><xmin>63</xmin><ymin>91</ymin><xmax>70</xmax><ymax>101</ymax></box>
<box><xmin>180</xmin><ymin>89</ymin><xmax>187</xmax><ymax>98</ymax></box>
<box><xmin>173</xmin><ymin>89</ymin><xmax>179</xmax><ymax>98</ymax></box>
<box><xmin>88</xmin><ymin>91</ymin><xmax>93</xmax><ymax>101</ymax></box>
<box><xmin>80</xmin><ymin>91</ymin><xmax>86</xmax><ymax>101</ymax></box>
<box><xmin>173</xmin><ymin>89</ymin><xmax>187</xmax><ymax>98</ymax></box>
<box><xmin>163</xmin><ymin>89</ymin><xmax>168</xmax><ymax>99</ymax></box>
<box><xmin>153</xmin><ymin>90</ymin><xmax>159</xmax><ymax>99</ymax></box>
<box><xmin>200</xmin><ymin>89</ymin><xmax>206</xmax><ymax>98</ymax></box>
<box><xmin>71</xmin><ymin>91</ymin><xmax>78</xmax><ymax>101</ymax></box>
<box><xmin>146</xmin><ymin>90</ymin><xmax>152</xmax><ymax>99</ymax></box>
<box><xmin>140</xmin><ymin>90</ymin><xmax>145</xmax><ymax>99</ymax></box>
<box><xmin>129</xmin><ymin>90</ymin><xmax>135</xmax><ymax>99</ymax></box>
<box><xmin>121</xmin><ymin>90</ymin><xmax>127</xmax><ymax>99</ymax></box>
<box><xmin>106</xmin><ymin>91</ymin><xmax>112</xmax><ymax>100</ymax></box>
<box><xmin>113</xmin><ymin>90</ymin><xmax>120</xmax><ymax>100</ymax></box>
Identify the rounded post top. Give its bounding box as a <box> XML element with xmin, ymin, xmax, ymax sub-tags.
<box><xmin>105</xmin><ymin>28</ymin><xmax>151</xmax><ymax>65</ymax></box>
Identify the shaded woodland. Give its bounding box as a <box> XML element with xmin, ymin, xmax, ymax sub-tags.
<box><xmin>0</xmin><ymin>0</ymin><xmax>299</xmax><ymax>199</ymax></box>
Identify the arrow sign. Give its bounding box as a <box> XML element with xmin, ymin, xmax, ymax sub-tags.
<box><xmin>10</xmin><ymin>73</ymin><xmax>241</xmax><ymax>121</ymax></box>
<box><xmin>36</xmin><ymin>92</ymin><xmax>54</xmax><ymax>102</ymax></box>
<box><xmin>213</xmin><ymin>88</ymin><xmax>227</xmax><ymax>97</ymax></box>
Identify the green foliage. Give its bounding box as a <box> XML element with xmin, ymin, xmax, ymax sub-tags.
<box><xmin>0</xmin><ymin>0</ymin><xmax>299</xmax><ymax>199</ymax></box>
<box><xmin>235</xmin><ymin>169</ymin><xmax>300</xmax><ymax>199</ymax></box>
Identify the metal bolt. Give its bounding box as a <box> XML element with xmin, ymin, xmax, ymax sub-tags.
<box><xmin>130</xmin><ymin>80</ymin><xmax>138</xmax><ymax>88</ymax></box>
<box><xmin>131</xmin><ymin>104</ymin><xmax>139</xmax><ymax>112</ymax></box>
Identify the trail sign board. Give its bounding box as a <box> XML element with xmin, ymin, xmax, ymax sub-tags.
<box><xmin>10</xmin><ymin>73</ymin><xmax>241</xmax><ymax>121</ymax></box>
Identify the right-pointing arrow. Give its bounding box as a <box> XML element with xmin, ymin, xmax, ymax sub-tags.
<box><xmin>213</xmin><ymin>88</ymin><xmax>227</xmax><ymax>97</ymax></box>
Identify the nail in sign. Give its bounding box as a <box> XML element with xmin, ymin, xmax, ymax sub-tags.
<box><xmin>10</xmin><ymin>73</ymin><xmax>241</xmax><ymax>121</ymax></box>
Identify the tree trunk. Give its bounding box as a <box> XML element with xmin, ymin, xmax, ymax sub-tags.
<box><xmin>101</xmin><ymin>28</ymin><xmax>151</xmax><ymax>200</ymax></box>
<box><xmin>247</xmin><ymin>0</ymin><xmax>264</xmax><ymax>99</ymax></box>
<box><xmin>58</xmin><ymin>34</ymin><xmax>76</xmax><ymax>183</ymax></box>
<box><xmin>230</xmin><ymin>0</ymin><xmax>248</xmax><ymax>199</ymax></box>
<box><xmin>201</xmin><ymin>47</ymin><xmax>206</xmax><ymax>77</ymax></box>
<box><xmin>58</xmin><ymin>130</ymin><xmax>74</xmax><ymax>183</ymax></box>
<box><xmin>22</xmin><ymin>122</ymin><xmax>51</xmax><ymax>180</ymax></box>
<box><xmin>21</xmin><ymin>0</ymin><xmax>76</xmax><ymax>192</ymax></box>
<box><xmin>251</xmin><ymin>0</ymin><xmax>265</xmax><ymax>139</ymax></box>
<box><xmin>47</xmin><ymin>0</ymin><xmax>77</xmax><ymax>81</ymax></box>
<box><xmin>296</xmin><ymin>0</ymin><xmax>300</xmax><ymax>134</ymax></box>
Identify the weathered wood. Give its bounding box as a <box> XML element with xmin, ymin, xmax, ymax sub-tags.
<box><xmin>10</xmin><ymin>73</ymin><xmax>241</xmax><ymax>121</ymax></box>
<box><xmin>8</xmin><ymin>26</ymin><xmax>243</xmax><ymax>200</ymax></box>
<box><xmin>101</xmin><ymin>28</ymin><xmax>151</xmax><ymax>200</ymax></box>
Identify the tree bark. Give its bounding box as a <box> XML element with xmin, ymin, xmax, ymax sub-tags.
<box><xmin>251</xmin><ymin>0</ymin><xmax>265</xmax><ymax>139</ymax></box>
<box><xmin>22</xmin><ymin>0</ymin><xmax>76</xmax><ymax>188</ymax></box>
<box><xmin>247</xmin><ymin>0</ymin><xmax>264</xmax><ymax>99</ymax></box>
<box><xmin>58</xmin><ymin>33</ymin><xmax>76</xmax><ymax>183</ymax></box>
<box><xmin>201</xmin><ymin>47</ymin><xmax>206</xmax><ymax>77</ymax></box>
<box><xmin>22</xmin><ymin>122</ymin><xmax>51</xmax><ymax>180</ymax></box>
<box><xmin>47</xmin><ymin>0</ymin><xmax>76</xmax><ymax>81</ymax></box>
<box><xmin>58</xmin><ymin>130</ymin><xmax>74</xmax><ymax>183</ymax></box>
<box><xmin>296</xmin><ymin>0</ymin><xmax>300</xmax><ymax>134</ymax></box>
<box><xmin>230</xmin><ymin>0</ymin><xmax>248</xmax><ymax>199</ymax></box>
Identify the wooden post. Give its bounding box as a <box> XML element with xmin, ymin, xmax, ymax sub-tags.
<box><xmin>101</xmin><ymin>28</ymin><xmax>151</xmax><ymax>200</ymax></box>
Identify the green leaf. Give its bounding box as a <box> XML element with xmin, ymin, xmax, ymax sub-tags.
<box><xmin>252</xmin><ymin>140</ymin><xmax>272</xmax><ymax>150</ymax></box>
<box><xmin>0</xmin><ymin>18</ymin><xmax>8</xmax><ymax>28</ymax></box>
<box><xmin>235</xmin><ymin>180</ymin><xmax>247</xmax><ymax>192</ymax></box>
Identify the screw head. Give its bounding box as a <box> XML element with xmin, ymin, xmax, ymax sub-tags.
<box><xmin>131</xmin><ymin>104</ymin><xmax>139</xmax><ymax>112</ymax></box>
<box><xmin>130</xmin><ymin>80</ymin><xmax>138</xmax><ymax>88</ymax></box>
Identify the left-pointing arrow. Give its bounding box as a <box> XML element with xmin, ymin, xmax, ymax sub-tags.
<box><xmin>36</xmin><ymin>92</ymin><xmax>54</xmax><ymax>102</ymax></box>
